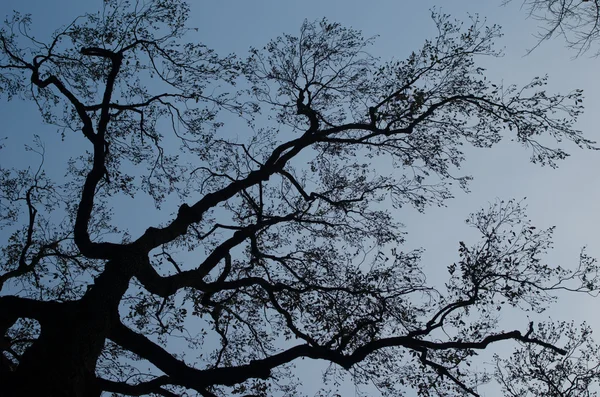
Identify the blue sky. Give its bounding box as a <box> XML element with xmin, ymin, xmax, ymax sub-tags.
<box><xmin>1</xmin><ymin>0</ymin><xmax>600</xmax><ymax>395</ymax></box>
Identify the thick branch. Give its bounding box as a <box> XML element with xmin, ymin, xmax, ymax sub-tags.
<box><xmin>0</xmin><ymin>296</ymin><xmax>61</xmax><ymax>333</ymax></box>
<box><xmin>111</xmin><ymin>310</ymin><xmax>565</xmax><ymax>394</ymax></box>
<box><xmin>97</xmin><ymin>376</ymin><xmax>178</xmax><ymax>397</ymax></box>
<box><xmin>73</xmin><ymin>47</ymin><xmax>125</xmax><ymax>259</ymax></box>
<box><xmin>136</xmin><ymin>213</ymin><xmax>300</xmax><ymax>297</ymax></box>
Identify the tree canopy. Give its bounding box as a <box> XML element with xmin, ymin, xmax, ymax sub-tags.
<box><xmin>1</xmin><ymin>1</ymin><xmax>599</xmax><ymax>396</ymax></box>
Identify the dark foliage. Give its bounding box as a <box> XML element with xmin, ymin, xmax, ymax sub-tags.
<box><xmin>0</xmin><ymin>1</ymin><xmax>598</xmax><ymax>396</ymax></box>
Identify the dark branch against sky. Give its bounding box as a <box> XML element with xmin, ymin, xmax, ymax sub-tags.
<box><xmin>1</xmin><ymin>1</ymin><xmax>600</xmax><ymax>397</ymax></box>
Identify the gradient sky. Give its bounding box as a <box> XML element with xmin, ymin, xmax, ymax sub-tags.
<box><xmin>1</xmin><ymin>1</ymin><xmax>600</xmax><ymax>396</ymax></box>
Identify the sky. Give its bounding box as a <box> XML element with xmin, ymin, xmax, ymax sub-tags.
<box><xmin>1</xmin><ymin>0</ymin><xmax>600</xmax><ymax>396</ymax></box>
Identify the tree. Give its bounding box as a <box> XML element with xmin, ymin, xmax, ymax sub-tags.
<box><xmin>495</xmin><ymin>321</ymin><xmax>600</xmax><ymax>396</ymax></box>
<box><xmin>0</xmin><ymin>1</ymin><xmax>598</xmax><ymax>396</ymax></box>
<box><xmin>507</xmin><ymin>0</ymin><xmax>600</xmax><ymax>55</ymax></box>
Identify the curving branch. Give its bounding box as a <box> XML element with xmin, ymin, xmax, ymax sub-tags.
<box><xmin>97</xmin><ymin>376</ymin><xmax>178</xmax><ymax>397</ymax></box>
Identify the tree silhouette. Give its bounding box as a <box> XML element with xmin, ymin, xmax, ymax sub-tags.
<box><xmin>1</xmin><ymin>1</ymin><xmax>598</xmax><ymax>396</ymax></box>
<box><xmin>495</xmin><ymin>321</ymin><xmax>600</xmax><ymax>396</ymax></box>
<box><xmin>506</xmin><ymin>0</ymin><xmax>600</xmax><ymax>55</ymax></box>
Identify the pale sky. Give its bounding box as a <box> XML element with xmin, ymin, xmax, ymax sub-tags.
<box><xmin>1</xmin><ymin>1</ymin><xmax>600</xmax><ymax>396</ymax></box>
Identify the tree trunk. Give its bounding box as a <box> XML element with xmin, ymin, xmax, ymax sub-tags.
<box><xmin>5</xmin><ymin>258</ymin><xmax>136</xmax><ymax>397</ymax></box>
<box><xmin>8</xmin><ymin>307</ymin><xmax>103</xmax><ymax>396</ymax></box>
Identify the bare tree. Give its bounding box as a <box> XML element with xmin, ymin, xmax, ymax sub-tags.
<box><xmin>0</xmin><ymin>1</ymin><xmax>598</xmax><ymax>396</ymax></box>
<box><xmin>508</xmin><ymin>0</ymin><xmax>600</xmax><ymax>55</ymax></box>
